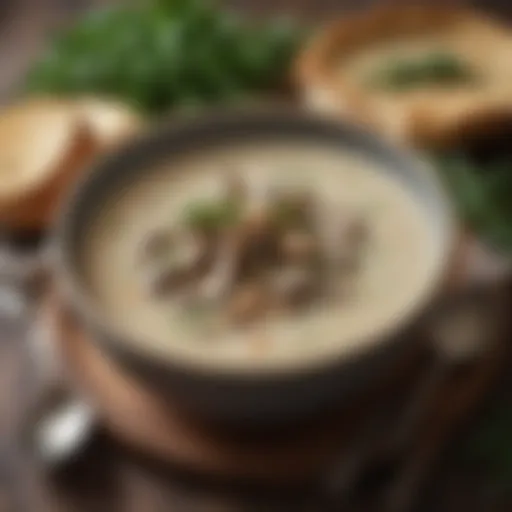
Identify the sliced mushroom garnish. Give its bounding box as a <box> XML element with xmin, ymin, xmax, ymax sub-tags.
<box><xmin>272</xmin><ymin>188</ymin><xmax>315</xmax><ymax>230</ymax></box>
<box><xmin>225</xmin><ymin>205</ymin><xmax>279</xmax><ymax>280</ymax></box>
<box><xmin>175</xmin><ymin>232</ymin><xmax>211</xmax><ymax>272</ymax></box>
<box><xmin>145</xmin><ymin>265</ymin><xmax>183</xmax><ymax>297</ymax></box>
<box><xmin>141</xmin><ymin>171</ymin><xmax>370</xmax><ymax>328</ymax></box>
<box><xmin>280</xmin><ymin>230</ymin><xmax>318</xmax><ymax>264</ymax></box>
<box><xmin>144</xmin><ymin>233</ymin><xmax>209</xmax><ymax>298</ymax></box>
<box><xmin>195</xmin><ymin>232</ymin><xmax>241</xmax><ymax>303</ymax></box>
<box><xmin>228</xmin><ymin>283</ymin><xmax>267</xmax><ymax>325</ymax></box>
<box><xmin>245</xmin><ymin>208</ymin><xmax>273</xmax><ymax>240</ymax></box>
<box><xmin>138</xmin><ymin>228</ymin><xmax>174</xmax><ymax>264</ymax></box>
<box><xmin>272</xmin><ymin>265</ymin><xmax>317</xmax><ymax>309</ymax></box>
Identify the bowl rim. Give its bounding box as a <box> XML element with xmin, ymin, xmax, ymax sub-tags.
<box><xmin>51</xmin><ymin>105</ymin><xmax>457</xmax><ymax>380</ymax></box>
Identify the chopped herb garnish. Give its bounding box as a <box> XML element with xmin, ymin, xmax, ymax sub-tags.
<box><xmin>367</xmin><ymin>52</ymin><xmax>476</xmax><ymax>91</ymax></box>
<box><xmin>183</xmin><ymin>198</ymin><xmax>241</xmax><ymax>232</ymax></box>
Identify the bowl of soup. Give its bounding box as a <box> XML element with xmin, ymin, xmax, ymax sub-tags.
<box><xmin>53</xmin><ymin>108</ymin><xmax>455</xmax><ymax>426</ymax></box>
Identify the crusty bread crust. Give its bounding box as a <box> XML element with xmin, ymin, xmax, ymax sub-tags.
<box><xmin>0</xmin><ymin>97</ymin><xmax>143</xmax><ymax>231</ymax></box>
<box><xmin>295</xmin><ymin>5</ymin><xmax>512</xmax><ymax>148</ymax></box>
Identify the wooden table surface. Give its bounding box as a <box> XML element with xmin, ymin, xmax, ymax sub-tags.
<box><xmin>1</xmin><ymin>1</ymin><xmax>512</xmax><ymax>511</ymax></box>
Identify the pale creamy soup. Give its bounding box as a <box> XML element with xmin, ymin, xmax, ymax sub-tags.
<box><xmin>83</xmin><ymin>142</ymin><xmax>440</xmax><ymax>370</ymax></box>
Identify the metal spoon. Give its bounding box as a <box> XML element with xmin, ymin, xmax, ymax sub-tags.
<box><xmin>30</xmin><ymin>397</ymin><xmax>96</xmax><ymax>466</ymax></box>
<box><xmin>384</xmin><ymin>283</ymin><xmax>499</xmax><ymax>455</ymax></box>
<box><xmin>321</xmin><ymin>280</ymin><xmax>506</xmax><ymax>507</ymax></box>
<box><xmin>24</xmin><ymin>304</ymin><xmax>98</xmax><ymax>468</ymax></box>
<box><xmin>380</xmin><ymin>282</ymin><xmax>509</xmax><ymax>512</ymax></box>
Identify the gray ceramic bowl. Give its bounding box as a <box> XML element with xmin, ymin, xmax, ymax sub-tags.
<box><xmin>53</xmin><ymin>107</ymin><xmax>456</xmax><ymax>428</ymax></box>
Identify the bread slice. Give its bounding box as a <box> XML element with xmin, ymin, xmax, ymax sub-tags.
<box><xmin>294</xmin><ymin>5</ymin><xmax>512</xmax><ymax>148</ymax></box>
<box><xmin>74</xmin><ymin>97</ymin><xmax>143</xmax><ymax>150</ymax></box>
<box><xmin>0</xmin><ymin>98</ymin><xmax>97</xmax><ymax>230</ymax></box>
<box><xmin>0</xmin><ymin>97</ymin><xmax>143</xmax><ymax>231</ymax></box>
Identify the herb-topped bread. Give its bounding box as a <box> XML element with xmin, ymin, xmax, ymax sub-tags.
<box><xmin>295</xmin><ymin>6</ymin><xmax>512</xmax><ymax>147</ymax></box>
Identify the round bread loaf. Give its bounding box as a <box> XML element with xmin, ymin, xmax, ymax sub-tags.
<box><xmin>295</xmin><ymin>5</ymin><xmax>512</xmax><ymax>148</ymax></box>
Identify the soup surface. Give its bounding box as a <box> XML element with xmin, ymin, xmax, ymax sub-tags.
<box><xmin>83</xmin><ymin>141</ymin><xmax>440</xmax><ymax>370</ymax></box>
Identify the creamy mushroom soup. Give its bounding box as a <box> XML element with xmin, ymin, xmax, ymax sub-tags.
<box><xmin>82</xmin><ymin>142</ymin><xmax>440</xmax><ymax>369</ymax></box>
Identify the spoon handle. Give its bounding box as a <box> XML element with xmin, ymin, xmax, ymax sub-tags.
<box><xmin>34</xmin><ymin>398</ymin><xmax>96</xmax><ymax>466</ymax></box>
<box><xmin>23</xmin><ymin>299</ymin><xmax>98</xmax><ymax>468</ymax></box>
<box><xmin>23</xmin><ymin>395</ymin><xmax>97</xmax><ymax>468</ymax></box>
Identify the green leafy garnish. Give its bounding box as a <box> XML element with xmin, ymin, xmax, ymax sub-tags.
<box><xmin>368</xmin><ymin>52</ymin><xmax>476</xmax><ymax>91</ymax></box>
<box><xmin>25</xmin><ymin>0</ymin><xmax>304</xmax><ymax>115</ymax></box>
<box><xmin>183</xmin><ymin>198</ymin><xmax>241</xmax><ymax>232</ymax></box>
<box><xmin>434</xmin><ymin>152</ymin><xmax>512</xmax><ymax>252</ymax></box>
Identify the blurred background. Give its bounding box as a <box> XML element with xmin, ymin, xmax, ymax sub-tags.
<box><xmin>1</xmin><ymin>0</ymin><xmax>510</xmax><ymax>99</ymax></box>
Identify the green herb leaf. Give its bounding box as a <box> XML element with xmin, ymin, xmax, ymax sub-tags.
<box><xmin>25</xmin><ymin>0</ymin><xmax>304</xmax><ymax>115</ymax></box>
<box><xmin>434</xmin><ymin>152</ymin><xmax>512</xmax><ymax>252</ymax></box>
<box><xmin>183</xmin><ymin>198</ymin><xmax>241</xmax><ymax>232</ymax></box>
<box><xmin>368</xmin><ymin>52</ymin><xmax>476</xmax><ymax>91</ymax></box>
